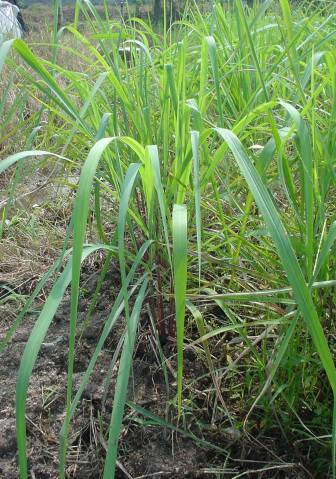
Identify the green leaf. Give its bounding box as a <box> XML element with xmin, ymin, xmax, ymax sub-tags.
<box><xmin>173</xmin><ymin>204</ymin><xmax>188</xmax><ymax>415</ymax></box>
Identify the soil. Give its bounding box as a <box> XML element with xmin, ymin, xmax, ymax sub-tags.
<box><xmin>0</xmin><ymin>263</ymin><xmax>318</xmax><ymax>478</ymax></box>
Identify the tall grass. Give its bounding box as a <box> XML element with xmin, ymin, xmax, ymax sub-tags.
<box><xmin>1</xmin><ymin>0</ymin><xmax>336</xmax><ymax>476</ymax></box>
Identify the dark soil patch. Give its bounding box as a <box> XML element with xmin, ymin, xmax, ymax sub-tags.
<box><xmin>0</xmin><ymin>264</ymin><xmax>317</xmax><ymax>478</ymax></box>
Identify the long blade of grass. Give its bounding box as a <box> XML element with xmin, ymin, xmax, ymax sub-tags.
<box><xmin>13</xmin><ymin>40</ymin><xmax>90</xmax><ymax>133</ymax></box>
<box><xmin>172</xmin><ymin>204</ymin><xmax>188</xmax><ymax>415</ymax></box>
<box><xmin>313</xmin><ymin>221</ymin><xmax>336</xmax><ymax>281</ymax></box>
<box><xmin>117</xmin><ymin>163</ymin><xmax>142</xmax><ymax>324</ymax></box>
<box><xmin>148</xmin><ymin>145</ymin><xmax>171</xmax><ymax>265</ymax></box>
<box><xmin>191</xmin><ymin>131</ymin><xmax>202</xmax><ymax>288</ymax></box>
<box><xmin>0</xmin><ymin>151</ymin><xmax>68</xmax><ymax>174</ymax></box>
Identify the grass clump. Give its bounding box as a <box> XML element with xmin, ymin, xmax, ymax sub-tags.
<box><xmin>1</xmin><ymin>0</ymin><xmax>336</xmax><ymax>477</ymax></box>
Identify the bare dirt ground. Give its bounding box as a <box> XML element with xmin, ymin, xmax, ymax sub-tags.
<box><xmin>0</xmin><ymin>261</ymin><xmax>314</xmax><ymax>478</ymax></box>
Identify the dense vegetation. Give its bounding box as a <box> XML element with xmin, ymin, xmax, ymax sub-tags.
<box><xmin>1</xmin><ymin>0</ymin><xmax>336</xmax><ymax>477</ymax></box>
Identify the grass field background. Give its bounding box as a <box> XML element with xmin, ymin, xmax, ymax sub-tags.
<box><xmin>1</xmin><ymin>0</ymin><xmax>336</xmax><ymax>477</ymax></box>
